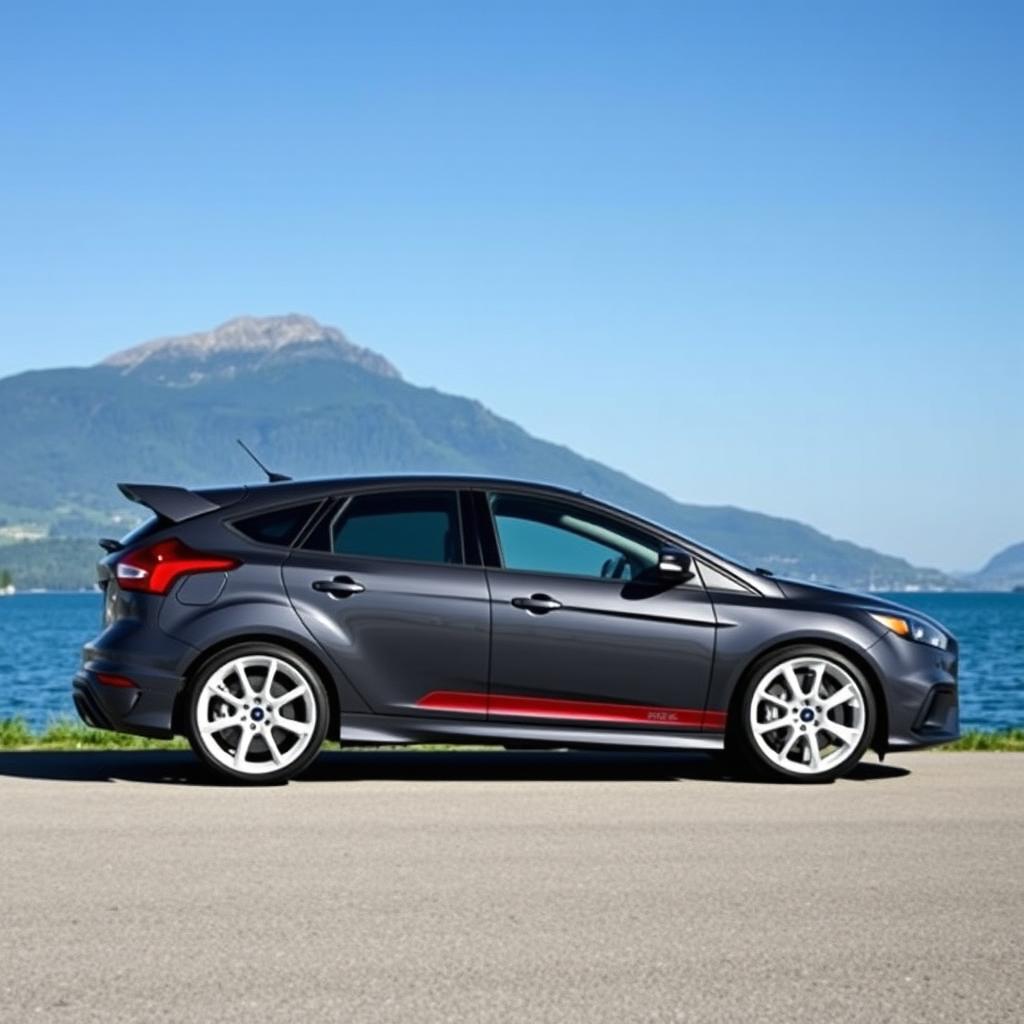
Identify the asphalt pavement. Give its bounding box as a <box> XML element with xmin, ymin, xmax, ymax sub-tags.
<box><xmin>1</xmin><ymin>749</ymin><xmax>1022</xmax><ymax>1023</ymax></box>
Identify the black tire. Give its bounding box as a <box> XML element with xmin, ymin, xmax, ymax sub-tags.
<box><xmin>186</xmin><ymin>642</ymin><xmax>330</xmax><ymax>785</ymax></box>
<box><xmin>728</xmin><ymin>645</ymin><xmax>876</xmax><ymax>784</ymax></box>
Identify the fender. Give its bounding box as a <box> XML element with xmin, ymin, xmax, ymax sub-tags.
<box><xmin>158</xmin><ymin>566</ymin><xmax>372</xmax><ymax>715</ymax></box>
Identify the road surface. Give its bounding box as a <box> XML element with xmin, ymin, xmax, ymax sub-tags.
<box><xmin>1</xmin><ymin>749</ymin><xmax>1022</xmax><ymax>1023</ymax></box>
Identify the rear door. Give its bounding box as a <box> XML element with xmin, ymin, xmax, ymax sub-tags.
<box><xmin>479</xmin><ymin>490</ymin><xmax>719</xmax><ymax>731</ymax></box>
<box><xmin>282</xmin><ymin>488</ymin><xmax>491</xmax><ymax>717</ymax></box>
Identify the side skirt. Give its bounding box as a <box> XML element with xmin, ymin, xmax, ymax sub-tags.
<box><xmin>339</xmin><ymin>713</ymin><xmax>725</xmax><ymax>751</ymax></box>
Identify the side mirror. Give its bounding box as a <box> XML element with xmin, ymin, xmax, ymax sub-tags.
<box><xmin>657</xmin><ymin>546</ymin><xmax>693</xmax><ymax>582</ymax></box>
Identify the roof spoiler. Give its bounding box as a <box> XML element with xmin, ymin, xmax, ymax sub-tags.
<box><xmin>118</xmin><ymin>483</ymin><xmax>227</xmax><ymax>523</ymax></box>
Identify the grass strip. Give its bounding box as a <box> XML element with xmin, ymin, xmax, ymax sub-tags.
<box><xmin>936</xmin><ymin>728</ymin><xmax>1024</xmax><ymax>751</ymax></box>
<box><xmin>0</xmin><ymin>716</ymin><xmax>189</xmax><ymax>750</ymax></box>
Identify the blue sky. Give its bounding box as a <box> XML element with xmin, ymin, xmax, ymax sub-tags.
<box><xmin>1</xmin><ymin>1</ymin><xmax>1020</xmax><ymax>570</ymax></box>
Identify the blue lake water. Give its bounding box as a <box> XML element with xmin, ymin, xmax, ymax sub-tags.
<box><xmin>0</xmin><ymin>591</ymin><xmax>1022</xmax><ymax>731</ymax></box>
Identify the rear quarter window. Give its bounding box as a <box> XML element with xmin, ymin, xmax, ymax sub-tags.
<box><xmin>232</xmin><ymin>502</ymin><xmax>322</xmax><ymax>547</ymax></box>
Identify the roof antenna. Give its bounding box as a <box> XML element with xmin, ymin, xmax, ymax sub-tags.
<box><xmin>236</xmin><ymin>439</ymin><xmax>292</xmax><ymax>483</ymax></box>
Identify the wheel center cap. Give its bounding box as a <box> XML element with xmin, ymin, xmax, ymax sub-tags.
<box><xmin>800</xmin><ymin>708</ymin><xmax>815</xmax><ymax>723</ymax></box>
<box><xmin>251</xmin><ymin>707</ymin><xmax>265</xmax><ymax>722</ymax></box>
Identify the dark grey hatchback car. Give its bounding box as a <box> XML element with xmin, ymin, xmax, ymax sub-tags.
<box><xmin>75</xmin><ymin>475</ymin><xmax>959</xmax><ymax>784</ymax></box>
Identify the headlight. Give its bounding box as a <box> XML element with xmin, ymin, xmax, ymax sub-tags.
<box><xmin>869</xmin><ymin>612</ymin><xmax>949</xmax><ymax>650</ymax></box>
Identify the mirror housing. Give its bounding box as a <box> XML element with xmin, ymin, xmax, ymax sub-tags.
<box><xmin>657</xmin><ymin>545</ymin><xmax>693</xmax><ymax>582</ymax></box>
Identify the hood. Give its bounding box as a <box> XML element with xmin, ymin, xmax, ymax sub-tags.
<box><xmin>776</xmin><ymin>577</ymin><xmax>952</xmax><ymax>635</ymax></box>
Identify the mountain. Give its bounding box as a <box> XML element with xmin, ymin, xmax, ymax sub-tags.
<box><xmin>102</xmin><ymin>314</ymin><xmax>400</xmax><ymax>384</ymax></box>
<box><xmin>0</xmin><ymin>314</ymin><xmax>957</xmax><ymax>591</ymax></box>
<box><xmin>970</xmin><ymin>542</ymin><xmax>1024</xmax><ymax>591</ymax></box>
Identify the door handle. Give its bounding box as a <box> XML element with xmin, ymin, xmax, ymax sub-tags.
<box><xmin>511</xmin><ymin>593</ymin><xmax>562</xmax><ymax>614</ymax></box>
<box><xmin>312</xmin><ymin>576</ymin><xmax>366</xmax><ymax>598</ymax></box>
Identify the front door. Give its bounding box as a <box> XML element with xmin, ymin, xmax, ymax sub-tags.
<box><xmin>282</xmin><ymin>489</ymin><xmax>490</xmax><ymax>717</ymax></box>
<box><xmin>481</xmin><ymin>491</ymin><xmax>718</xmax><ymax>731</ymax></box>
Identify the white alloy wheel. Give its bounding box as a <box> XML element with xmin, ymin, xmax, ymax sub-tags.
<box><xmin>747</xmin><ymin>655</ymin><xmax>868</xmax><ymax>777</ymax></box>
<box><xmin>194</xmin><ymin>654</ymin><xmax>320</xmax><ymax>777</ymax></box>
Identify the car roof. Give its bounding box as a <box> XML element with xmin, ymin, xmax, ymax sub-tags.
<box><xmin>220</xmin><ymin>473</ymin><xmax>589</xmax><ymax>503</ymax></box>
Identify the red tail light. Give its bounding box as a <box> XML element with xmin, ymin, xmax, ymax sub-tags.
<box><xmin>115</xmin><ymin>538</ymin><xmax>239</xmax><ymax>595</ymax></box>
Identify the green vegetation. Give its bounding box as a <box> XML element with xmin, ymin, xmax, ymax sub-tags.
<box><xmin>0</xmin><ymin>568</ymin><xmax>12</xmax><ymax>589</ymax></box>
<box><xmin>937</xmin><ymin>729</ymin><xmax>1024</xmax><ymax>751</ymax></box>
<box><xmin>1</xmin><ymin>717</ymin><xmax>1022</xmax><ymax>752</ymax></box>
<box><xmin>0</xmin><ymin>717</ymin><xmax>187</xmax><ymax>750</ymax></box>
<box><xmin>0</xmin><ymin>539</ymin><xmax>99</xmax><ymax>591</ymax></box>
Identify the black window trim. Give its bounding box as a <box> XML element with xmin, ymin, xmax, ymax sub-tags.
<box><xmin>312</xmin><ymin>486</ymin><xmax>470</xmax><ymax>569</ymax></box>
<box><xmin>692</xmin><ymin>558</ymin><xmax>755</xmax><ymax>594</ymax></box>
<box><xmin>459</xmin><ymin>490</ymin><xmax>485</xmax><ymax>567</ymax></box>
<box><xmin>293</xmin><ymin>497</ymin><xmax>336</xmax><ymax>550</ymax></box>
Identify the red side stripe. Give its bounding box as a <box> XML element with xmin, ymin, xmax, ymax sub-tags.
<box><xmin>417</xmin><ymin>690</ymin><xmax>727</xmax><ymax>730</ymax></box>
<box><xmin>418</xmin><ymin>691</ymin><xmax>488</xmax><ymax>714</ymax></box>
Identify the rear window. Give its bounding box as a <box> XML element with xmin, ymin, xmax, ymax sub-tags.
<box><xmin>330</xmin><ymin>491</ymin><xmax>462</xmax><ymax>565</ymax></box>
<box><xmin>233</xmin><ymin>502</ymin><xmax>321</xmax><ymax>547</ymax></box>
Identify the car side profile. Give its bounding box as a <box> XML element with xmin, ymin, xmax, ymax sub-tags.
<box><xmin>74</xmin><ymin>475</ymin><xmax>960</xmax><ymax>784</ymax></box>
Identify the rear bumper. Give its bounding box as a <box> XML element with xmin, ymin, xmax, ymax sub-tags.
<box><xmin>73</xmin><ymin>622</ymin><xmax>195</xmax><ymax>738</ymax></box>
<box><xmin>73</xmin><ymin>671</ymin><xmax>181</xmax><ymax>739</ymax></box>
<box><xmin>868</xmin><ymin>632</ymin><xmax>960</xmax><ymax>751</ymax></box>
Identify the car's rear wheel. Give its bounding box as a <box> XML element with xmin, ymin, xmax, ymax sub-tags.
<box><xmin>733</xmin><ymin>646</ymin><xmax>875</xmax><ymax>783</ymax></box>
<box><xmin>186</xmin><ymin>643</ymin><xmax>329</xmax><ymax>785</ymax></box>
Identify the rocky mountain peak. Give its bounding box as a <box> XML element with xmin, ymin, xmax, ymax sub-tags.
<box><xmin>100</xmin><ymin>314</ymin><xmax>401</xmax><ymax>382</ymax></box>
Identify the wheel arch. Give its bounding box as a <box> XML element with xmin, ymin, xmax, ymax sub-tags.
<box><xmin>173</xmin><ymin>633</ymin><xmax>342</xmax><ymax>741</ymax></box>
<box><xmin>725</xmin><ymin>636</ymin><xmax>889</xmax><ymax>753</ymax></box>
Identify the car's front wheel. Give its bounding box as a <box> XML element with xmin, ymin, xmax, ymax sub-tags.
<box><xmin>186</xmin><ymin>643</ymin><xmax>329</xmax><ymax>784</ymax></box>
<box><xmin>733</xmin><ymin>646</ymin><xmax>876</xmax><ymax>783</ymax></box>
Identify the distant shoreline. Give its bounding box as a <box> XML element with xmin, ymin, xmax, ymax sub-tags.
<box><xmin>0</xmin><ymin>588</ymin><xmax>102</xmax><ymax>596</ymax></box>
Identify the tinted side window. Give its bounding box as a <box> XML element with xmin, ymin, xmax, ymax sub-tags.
<box><xmin>234</xmin><ymin>502</ymin><xmax>321</xmax><ymax>547</ymax></box>
<box><xmin>332</xmin><ymin>491</ymin><xmax>462</xmax><ymax>565</ymax></box>
<box><xmin>488</xmin><ymin>493</ymin><xmax>658</xmax><ymax>580</ymax></box>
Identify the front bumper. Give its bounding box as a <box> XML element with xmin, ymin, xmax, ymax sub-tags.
<box><xmin>868</xmin><ymin>630</ymin><xmax>960</xmax><ymax>751</ymax></box>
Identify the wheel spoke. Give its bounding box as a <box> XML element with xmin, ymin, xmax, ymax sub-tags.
<box><xmin>233</xmin><ymin>729</ymin><xmax>254</xmax><ymax>767</ymax></box>
<box><xmin>272</xmin><ymin>685</ymin><xmax>309</xmax><ymax>711</ymax></box>
<box><xmin>808</xmin><ymin>662</ymin><xmax>827</xmax><ymax>700</ymax></box>
<box><xmin>820</xmin><ymin>719</ymin><xmax>859</xmax><ymax>747</ymax></box>
<box><xmin>263</xmin><ymin>658</ymin><xmax>278</xmax><ymax>696</ymax></box>
<box><xmin>234</xmin><ymin>663</ymin><xmax>255</xmax><ymax>698</ymax></box>
<box><xmin>274</xmin><ymin>716</ymin><xmax>312</xmax><ymax>738</ymax></box>
<box><xmin>761</xmin><ymin>692</ymin><xmax>789</xmax><ymax>711</ymax></box>
<box><xmin>755</xmin><ymin>717</ymin><xmax>789</xmax><ymax>735</ymax></box>
<box><xmin>805</xmin><ymin>731</ymin><xmax>821</xmax><ymax>770</ymax></box>
<box><xmin>213</xmin><ymin>685</ymin><xmax>243</xmax><ymax>708</ymax></box>
<box><xmin>777</xmin><ymin>730</ymin><xmax>799</xmax><ymax>762</ymax></box>
<box><xmin>782</xmin><ymin>664</ymin><xmax>803</xmax><ymax>701</ymax></box>
<box><xmin>201</xmin><ymin>715</ymin><xmax>243</xmax><ymax>736</ymax></box>
<box><xmin>822</xmin><ymin>683</ymin><xmax>857</xmax><ymax>712</ymax></box>
<box><xmin>263</xmin><ymin>728</ymin><xmax>282</xmax><ymax>765</ymax></box>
